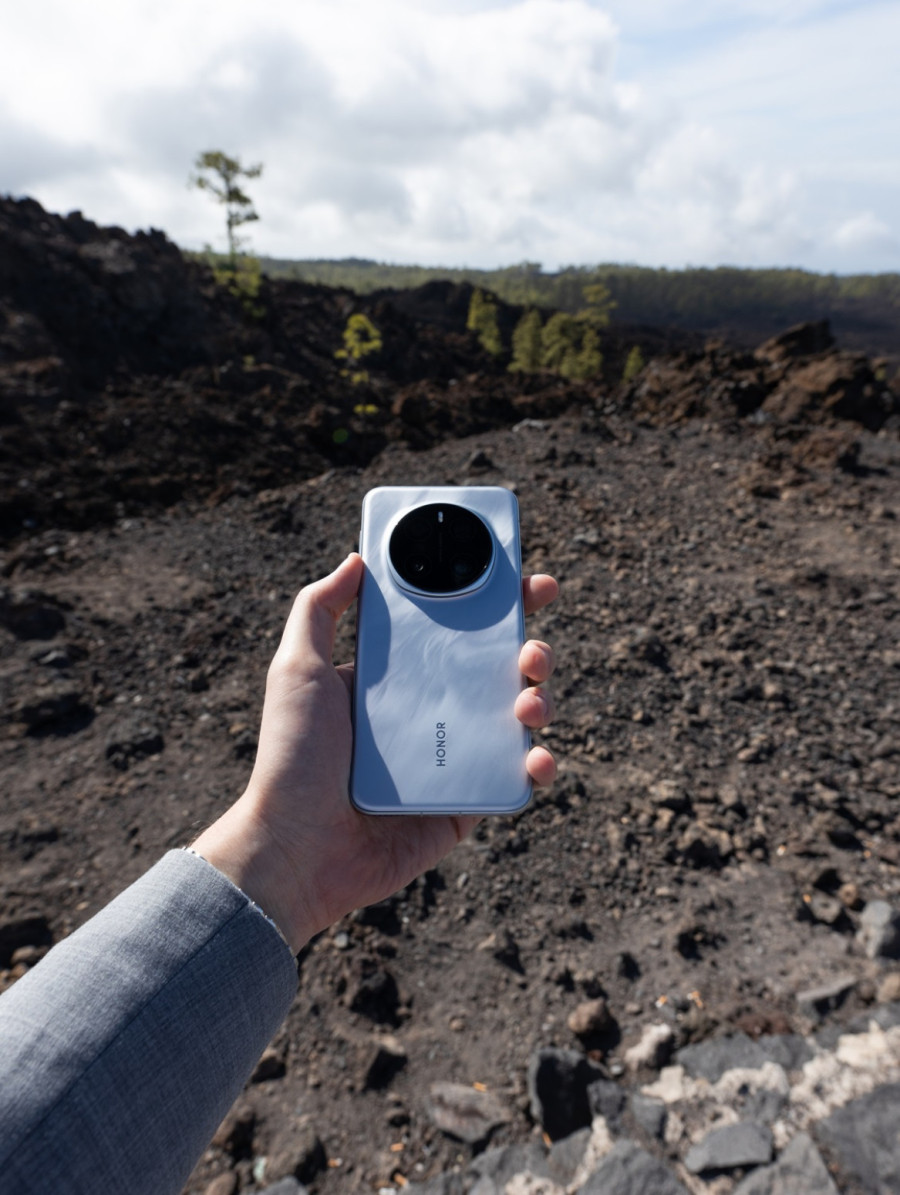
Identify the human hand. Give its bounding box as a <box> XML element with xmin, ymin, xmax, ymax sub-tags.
<box><xmin>192</xmin><ymin>553</ymin><xmax>558</xmax><ymax>952</ymax></box>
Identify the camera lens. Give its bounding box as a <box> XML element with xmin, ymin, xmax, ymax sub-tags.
<box><xmin>406</xmin><ymin>511</ymin><xmax>431</xmax><ymax>541</ymax></box>
<box><xmin>448</xmin><ymin>515</ymin><xmax>475</xmax><ymax>543</ymax></box>
<box><xmin>390</xmin><ymin>503</ymin><xmax>493</xmax><ymax>594</ymax></box>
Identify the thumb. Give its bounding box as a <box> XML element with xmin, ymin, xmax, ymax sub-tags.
<box><xmin>279</xmin><ymin>553</ymin><xmax>363</xmax><ymax>669</ymax></box>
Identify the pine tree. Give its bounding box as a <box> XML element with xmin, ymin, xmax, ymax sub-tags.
<box><xmin>541</xmin><ymin>312</ymin><xmax>581</xmax><ymax>375</ymax></box>
<box><xmin>191</xmin><ymin>150</ymin><xmax>263</xmax><ymax>268</ymax></box>
<box><xmin>466</xmin><ymin>288</ymin><xmax>503</xmax><ymax>356</ymax></box>
<box><xmin>622</xmin><ymin>345</ymin><xmax>645</xmax><ymax>382</ymax></box>
<box><xmin>579</xmin><ymin>281</ymin><xmax>616</xmax><ymax>328</ymax></box>
<box><xmin>336</xmin><ymin>314</ymin><xmax>383</xmax><ymax>385</ymax></box>
<box><xmin>508</xmin><ymin>309</ymin><xmax>543</xmax><ymax>373</ymax></box>
<box><xmin>571</xmin><ymin>326</ymin><xmax>603</xmax><ymax>380</ymax></box>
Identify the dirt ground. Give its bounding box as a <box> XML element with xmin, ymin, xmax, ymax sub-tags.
<box><xmin>2</xmin><ymin>198</ymin><xmax>900</xmax><ymax>1193</ymax></box>
<box><xmin>2</xmin><ymin>407</ymin><xmax>899</xmax><ymax>1192</ymax></box>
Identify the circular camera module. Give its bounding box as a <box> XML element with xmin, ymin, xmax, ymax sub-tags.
<box><xmin>390</xmin><ymin>503</ymin><xmax>493</xmax><ymax>594</ymax></box>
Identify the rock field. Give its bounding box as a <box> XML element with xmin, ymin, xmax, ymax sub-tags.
<box><xmin>2</xmin><ymin>198</ymin><xmax>900</xmax><ymax>1194</ymax></box>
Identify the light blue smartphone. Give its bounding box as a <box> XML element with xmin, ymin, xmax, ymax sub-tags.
<box><xmin>350</xmin><ymin>486</ymin><xmax>531</xmax><ymax>816</ymax></box>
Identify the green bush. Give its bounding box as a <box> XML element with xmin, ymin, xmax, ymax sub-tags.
<box><xmin>466</xmin><ymin>289</ymin><xmax>503</xmax><ymax>355</ymax></box>
<box><xmin>336</xmin><ymin>313</ymin><xmax>383</xmax><ymax>385</ymax></box>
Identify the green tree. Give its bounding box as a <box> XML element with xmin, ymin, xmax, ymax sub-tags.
<box><xmin>466</xmin><ymin>288</ymin><xmax>503</xmax><ymax>355</ymax></box>
<box><xmin>539</xmin><ymin>312</ymin><xmax>604</xmax><ymax>380</ymax></box>
<box><xmin>208</xmin><ymin>253</ymin><xmax>264</xmax><ymax>319</ymax></box>
<box><xmin>508</xmin><ymin>309</ymin><xmax>543</xmax><ymax>373</ymax></box>
<box><xmin>336</xmin><ymin>313</ymin><xmax>383</xmax><ymax>385</ymax></box>
<box><xmin>541</xmin><ymin>312</ymin><xmax>581</xmax><ymax>376</ymax></box>
<box><xmin>622</xmin><ymin>345</ymin><xmax>645</xmax><ymax>383</ymax></box>
<box><xmin>571</xmin><ymin>326</ymin><xmax>603</xmax><ymax>380</ymax></box>
<box><xmin>191</xmin><ymin>150</ymin><xmax>263</xmax><ymax>267</ymax></box>
<box><xmin>579</xmin><ymin>280</ymin><xmax>616</xmax><ymax>328</ymax></box>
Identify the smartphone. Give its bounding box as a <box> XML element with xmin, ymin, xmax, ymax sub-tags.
<box><xmin>350</xmin><ymin>486</ymin><xmax>531</xmax><ymax>816</ymax></box>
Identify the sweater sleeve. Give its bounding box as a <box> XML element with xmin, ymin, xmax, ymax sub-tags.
<box><xmin>0</xmin><ymin>849</ymin><xmax>299</xmax><ymax>1195</ymax></box>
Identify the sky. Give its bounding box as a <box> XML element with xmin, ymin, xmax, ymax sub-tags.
<box><xmin>1</xmin><ymin>0</ymin><xmax>898</xmax><ymax>273</ymax></box>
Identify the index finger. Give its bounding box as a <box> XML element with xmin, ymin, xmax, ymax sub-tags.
<box><xmin>523</xmin><ymin>574</ymin><xmax>559</xmax><ymax>617</ymax></box>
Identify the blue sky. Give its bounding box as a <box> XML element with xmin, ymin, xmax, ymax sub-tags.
<box><xmin>1</xmin><ymin>0</ymin><xmax>897</xmax><ymax>272</ymax></box>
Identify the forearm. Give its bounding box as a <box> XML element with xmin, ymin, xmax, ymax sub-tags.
<box><xmin>0</xmin><ymin>850</ymin><xmax>298</xmax><ymax>1195</ymax></box>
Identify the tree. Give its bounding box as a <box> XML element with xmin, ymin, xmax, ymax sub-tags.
<box><xmin>540</xmin><ymin>312</ymin><xmax>581</xmax><ymax>376</ymax></box>
<box><xmin>508</xmin><ymin>309</ymin><xmax>543</xmax><ymax>373</ymax></box>
<box><xmin>466</xmin><ymin>288</ymin><xmax>503</xmax><ymax>356</ymax></box>
<box><xmin>572</xmin><ymin>326</ymin><xmax>603</xmax><ymax>380</ymax></box>
<box><xmin>336</xmin><ymin>313</ymin><xmax>383</xmax><ymax>386</ymax></box>
<box><xmin>191</xmin><ymin>150</ymin><xmax>263</xmax><ymax>267</ymax></box>
<box><xmin>579</xmin><ymin>281</ymin><xmax>616</xmax><ymax>328</ymax></box>
<box><xmin>622</xmin><ymin>345</ymin><xmax>645</xmax><ymax>383</ymax></box>
<box><xmin>540</xmin><ymin>312</ymin><xmax>603</xmax><ymax>380</ymax></box>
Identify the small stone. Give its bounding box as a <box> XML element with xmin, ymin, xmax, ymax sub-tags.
<box><xmin>586</xmin><ymin>1079</ymin><xmax>625</xmax><ymax>1129</ymax></box>
<box><xmin>806</xmin><ymin>892</ymin><xmax>844</xmax><ymax>926</ymax></box>
<box><xmin>466</xmin><ymin>449</ymin><xmax>495</xmax><ymax>471</ymax></box>
<box><xmin>427</xmin><ymin>1081</ymin><xmax>512</xmax><ymax>1145</ymax></box>
<box><xmin>624</xmin><ymin>1023</ymin><xmax>675</xmax><ymax>1072</ymax></box>
<box><xmin>251</xmin><ymin>1045</ymin><xmax>287</xmax><ymax>1083</ymax></box>
<box><xmin>494</xmin><ymin>929</ymin><xmax>524</xmax><ymax>972</ymax></box>
<box><xmin>677</xmin><ymin>823</ymin><xmax>733</xmax><ymax>868</ymax></box>
<box><xmin>347</xmin><ymin>959</ymin><xmax>400</xmax><ymax>1024</ymax></box>
<box><xmin>796</xmin><ymin>973</ymin><xmax>856</xmax><ymax>1020</ymax></box>
<box><xmin>877</xmin><ymin>973</ymin><xmax>900</xmax><ymax>1004</ymax></box>
<box><xmin>0</xmin><ymin>589</ymin><xmax>66</xmax><ymax>639</ymax></box>
<box><xmin>10</xmin><ymin>944</ymin><xmax>47</xmax><ymax>967</ymax></box>
<box><xmin>204</xmin><ymin>1174</ymin><xmax>239</xmax><ymax>1195</ymax></box>
<box><xmin>684</xmin><ymin>1122</ymin><xmax>773</xmax><ymax>1174</ymax></box>
<box><xmin>546</xmin><ymin>1128</ymin><xmax>591</xmax><ymax>1186</ymax></box>
<box><xmin>479</xmin><ymin>928</ymin><xmax>523</xmax><ymax>972</ymax></box>
<box><xmin>648</xmin><ymin>780</ymin><xmax>690</xmax><ymax>812</ymax></box>
<box><xmin>839</xmin><ymin>881</ymin><xmax>863</xmax><ymax>910</ymax></box>
<box><xmin>259</xmin><ymin>1179</ymin><xmax>305</xmax><ymax>1195</ymax></box>
<box><xmin>756</xmin><ymin>1033</ymin><xmax>814</xmax><ymax>1072</ymax></box>
<box><xmin>37</xmin><ymin>648</ymin><xmax>70</xmax><ymax>668</ymax></box>
<box><xmin>817</xmin><ymin>1083</ymin><xmax>900</xmax><ymax>1194</ymax></box>
<box><xmin>567</xmin><ymin>998</ymin><xmax>612</xmax><ymax>1038</ymax></box>
<box><xmin>105</xmin><ymin>717</ymin><xmax>164</xmax><ymax>770</ymax></box>
<box><xmin>527</xmin><ymin>1047</ymin><xmax>606</xmax><ymax>1142</ymax></box>
<box><xmin>858</xmin><ymin>900</ymin><xmax>900</xmax><ymax>959</ymax></box>
<box><xmin>212</xmin><ymin>1103</ymin><xmax>256</xmax><ymax>1157</ymax></box>
<box><xmin>631</xmin><ymin>1093</ymin><xmax>667</xmax><ymax>1141</ymax></box>
<box><xmin>268</xmin><ymin>1124</ymin><xmax>326</xmax><ymax>1185</ymax></box>
<box><xmin>675</xmin><ymin>1033</ymin><xmax>768</xmax><ymax>1082</ymax></box>
<box><xmin>731</xmin><ymin>1131</ymin><xmax>838</xmax><ymax>1195</ymax></box>
<box><xmin>18</xmin><ymin>684</ymin><xmax>93</xmax><ymax>734</ymax></box>
<box><xmin>578</xmin><ymin>1140</ymin><xmax>689</xmax><ymax>1194</ymax></box>
<box><xmin>469</xmin><ymin>1142</ymin><xmax>550</xmax><ymax>1189</ymax></box>
<box><xmin>363</xmin><ymin>1034</ymin><xmax>408</xmax><ymax>1090</ymax></box>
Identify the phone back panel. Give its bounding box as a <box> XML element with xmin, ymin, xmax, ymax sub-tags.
<box><xmin>351</xmin><ymin>486</ymin><xmax>531</xmax><ymax>815</ymax></box>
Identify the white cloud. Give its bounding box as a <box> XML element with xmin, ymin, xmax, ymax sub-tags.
<box><xmin>833</xmin><ymin>213</ymin><xmax>900</xmax><ymax>261</ymax></box>
<box><xmin>0</xmin><ymin>0</ymin><xmax>897</xmax><ymax>271</ymax></box>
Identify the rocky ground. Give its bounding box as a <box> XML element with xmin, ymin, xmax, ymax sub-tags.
<box><xmin>2</xmin><ymin>199</ymin><xmax>900</xmax><ymax>1194</ymax></box>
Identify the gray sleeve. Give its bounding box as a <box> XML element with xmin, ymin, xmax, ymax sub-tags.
<box><xmin>0</xmin><ymin>849</ymin><xmax>298</xmax><ymax>1195</ymax></box>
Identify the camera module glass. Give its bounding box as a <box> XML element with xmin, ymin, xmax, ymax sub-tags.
<box><xmin>390</xmin><ymin>503</ymin><xmax>493</xmax><ymax>593</ymax></box>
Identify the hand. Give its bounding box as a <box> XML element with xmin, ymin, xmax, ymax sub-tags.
<box><xmin>192</xmin><ymin>553</ymin><xmax>558</xmax><ymax>952</ymax></box>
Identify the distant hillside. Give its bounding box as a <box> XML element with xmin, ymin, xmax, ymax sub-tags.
<box><xmin>258</xmin><ymin>257</ymin><xmax>900</xmax><ymax>361</ymax></box>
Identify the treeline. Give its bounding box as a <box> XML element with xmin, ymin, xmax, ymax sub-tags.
<box><xmin>465</xmin><ymin>284</ymin><xmax>646</xmax><ymax>383</ymax></box>
<box><xmin>258</xmin><ymin>257</ymin><xmax>900</xmax><ymax>356</ymax></box>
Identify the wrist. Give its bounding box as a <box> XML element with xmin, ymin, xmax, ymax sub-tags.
<box><xmin>191</xmin><ymin>802</ymin><xmax>314</xmax><ymax>954</ymax></box>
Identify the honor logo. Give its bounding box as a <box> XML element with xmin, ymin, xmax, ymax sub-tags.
<box><xmin>435</xmin><ymin>722</ymin><xmax>447</xmax><ymax>767</ymax></box>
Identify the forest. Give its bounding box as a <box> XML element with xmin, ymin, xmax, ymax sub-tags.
<box><xmin>257</xmin><ymin>256</ymin><xmax>900</xmax><ymax>358</ymax></box>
